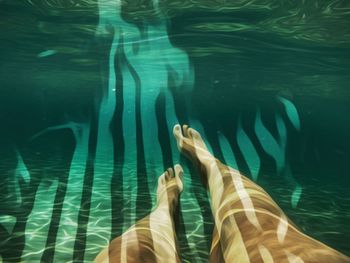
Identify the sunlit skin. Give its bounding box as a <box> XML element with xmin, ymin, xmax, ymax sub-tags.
<box><xmin>95</xmin><ymin>124</ymin><xmax>349</xmax><ymax>263</ymax></box>
<box><xmin>173</xmin><ymin>124</ymin><xmax>350</xmax><ymax>263</ymax></box>
<box><xmin>94</xmin><ymin>165</ymin><xmax>183</xmax><ymax>263</ymax></box>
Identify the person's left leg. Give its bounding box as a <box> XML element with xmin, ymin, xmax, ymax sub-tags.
<box><xmin>94</xmin><ymin>165</ymin><xmax>184</xmax><ymax>263</ymax></box>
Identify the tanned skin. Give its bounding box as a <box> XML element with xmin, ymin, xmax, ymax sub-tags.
<box><xmin>94</xmin><ymin>124</ymin><xmax>349</xmax><ymax>263</ymax></box>
<box><xmin>94</xmin><ymin>165</ymin><xmax>183</xmax><ymax>263</ymax></box>
<box><xmin>173</xmin><ymin>124</ymin><xmax>350</xmax><ymax>263</ymax></box>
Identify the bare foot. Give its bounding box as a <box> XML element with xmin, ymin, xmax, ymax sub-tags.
<box><xmin>157</xmin><ymin>164</ymin><xmax>184</xmax><ymax>213</ymax></box>
<box><xmin>174</xmin><ymin>124</ymin><xmax>216</xmax><ymax>160</ymax></box>
<box><xmin>174</xmin><ymin>124</ymin><xmax>205</xmax><ymax>149</ymax></box>
<box><xmin>173</xmin><ymin>124</ymin><xmax>215</xmax><ymax>185</ymax></box>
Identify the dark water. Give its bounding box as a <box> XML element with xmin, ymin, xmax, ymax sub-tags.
<box><xmin>0</xmin><ymin>0</ymin><xmax>350</xmax><ymax>262</ymax></box>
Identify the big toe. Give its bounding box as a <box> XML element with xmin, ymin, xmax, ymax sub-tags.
<box><xmin>166</xmin><ymin>168</ymin><xmax>175</xmax><ymax>181</ymax></box>
<box><xmin>173</xmin><ymin>124</ymin><xmax>183</xmax><ymax>138</ymax></box>
<box><xmin>173</xmin><ymin>124</ymin><xmax>184</xmax><ymax>146</ymax></box>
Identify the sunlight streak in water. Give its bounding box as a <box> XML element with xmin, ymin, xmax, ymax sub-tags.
<box><xmin>22</xmin><ymin>180</ymin><xmax>58</xmax><ymax>262</ymax></box>
<box><xmin>52</xmin><ymin>122</ymin><xmax>90</xmax><ymax>262</ymax></box>
<box><xmin>278</xmin><ymin>96</ymin><xmax>301</xmax><ymax>131</ymax></box>
<box><xmin>15</xmin><ymin>150</ymin><xmax>30</xmax><ymax>183</ymax></box>
<box><xmin>13</xmin><ymin>149</ymin><xmax>30</xmax><ymax>206</ymax></box>
<box><xmin>237</xmin><ymin>118</ymin><xmax>261</xmax><ymax>181</ymax></box>
<box><xmin>255</xmin><ymin>108</ymin><xmax>286</xmax><ymax>173</ymax></box>
<box><xmin>6</xmin><ymin>2</ymin><xmax>310</xmax><ymax>262</ymax></box>
<box><xmin>84</xmin><ymin>0</ymin><xmax>197</xmax><ymax>260</ymax></box>
<box><xmin>218</xmin><ymin>132</ymin><xmax>238</xmax><ymax>169</ymax></box>
<box><xmin>22</xmin><ymin>122</ymin><xmax>91</xmax><ymax>262</ymax></box>
<box><xmin>84</xmin><ymin>21</ymin><xmax>118</xmax><ymax>258</ymax></box>
<box><xmin>254</xmin><ymin>99</ymin><xmax>302</xmax><ymax>207</ymax></box>
<box><xmin>37</xmin><ymin>49</ymin><xmax>57</xmax><ymax>58</ymax></box>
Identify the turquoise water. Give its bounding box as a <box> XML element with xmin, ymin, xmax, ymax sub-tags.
<box><xmin>0</xmin><ymin>0</ymin><xmax>350</xmax><ymax>262</ymax></box>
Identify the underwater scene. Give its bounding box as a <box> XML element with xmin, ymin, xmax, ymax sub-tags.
<box><xmin>0</xmin><ymin>0</ymin><xmax>350</xmax><ymax>262</ymax></box>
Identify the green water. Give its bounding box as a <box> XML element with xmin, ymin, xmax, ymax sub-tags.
<box><xmin>0</xmin><ymin>0</ymin><xmax>350</xmax><ymax>262</ymax></box>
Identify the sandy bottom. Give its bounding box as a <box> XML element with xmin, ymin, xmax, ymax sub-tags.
<box><xmin>0</xmin><ymin>160</ymin><xmax>349</xmax><ymax>262</ymax></box>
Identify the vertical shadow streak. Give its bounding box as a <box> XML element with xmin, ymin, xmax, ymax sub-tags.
<box><xmin>122</xmin><ymin>34</ymin><xmax>156</xmax><ymax>262</ymax></box>
<box><xmin>41</xmin><ymin>131</ymin><xmax>75</xmax><ymax>262</ymax></box>
<box><xmin>110</xmin><ymin>37</ymin><xmax>125</xmax><ymax>239</ymax></box>
<box><xmin>221</xmin><ymin>120</ymin><xmax>251</xmax><ymax>177</ymax></box>
<box><xmin>2</xmin><ymin>152</ymin><xmax>42</xmax><ymax>262</ymax></box>
<box><xmin>73</xmin><ymin>111</ymin><xmax>99</xmax><ymax>263</ymax></box>
<box><xmin>156</xmin><ymin>90</ymin><xmax>194</xmax><ymax>260</ymax></box>
<box><xmin>244</xmin><ymin>109</ymin><xmax>278</xmax><ymax>175</ymax></box>
<box><xmin>124</xmin><ymin>52</ymin><xmax>152</xmax><ymax>221</ymax></box>
<box><xmin>164</xmin><ymin>69</ymin><xmax>198</xmax><ymax>261</ymax></box>
<box><xmin>16</xmin><ymin>174</ymin><xmax>41</xmax><ymax>263</ymax></box>
<box><xmin>156</xmin><ymin>92</ymin><xmax>173</xmax><ymax>170</ymax></box>
<box><xmin>172</xmin><ymin>100</ymin><xmax>213</xmax><ymax>259</ymax></box>
<box><xmin>2</xmin><ymin>135</ymin><xmax>63</xmax><ymax>262</ymax></box>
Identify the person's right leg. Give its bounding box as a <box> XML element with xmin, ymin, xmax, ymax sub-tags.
<box><xmin>174</xmin><ymin>124</ymin><xmax>350</xmax><ymax>263</ymax></box>
<box><xmin>94</xmin><ymin>165</ymin><xmax>183</xmax><ymax>263</ymax></box>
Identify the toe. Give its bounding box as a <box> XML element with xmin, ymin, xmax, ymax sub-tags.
<box><xmin>183</xmin><ymin>125</ymin><xmax>189</xmax><ymax>138</ymax></box>
<box><xmin>174</xmin><ymin>164</ymin><xmax>184</xmax><ymax>192</ymax></box>
<box><xmin>166</xmin><ymin>168</ymin><xmax>174</xmax><ymax>180</ymax></box>
<box><xmin>173</xmin><ymin>124</ymin><xmax>183</xmax><ymax>138</ymax></box>
<box><xmin>174</xmin><ymin>164</ymin><xmax>184</xmax><ymax>180</ymax></box>
<box><xmin>158</xmin><ymin>173</ymin><xmax>166</xmax><ymax>186</ymax></box>
<box><xmin>188</xmin><ymin>128</ymin><xmax>198</xmax><ymax>139</ymax></box>
<box><xmin>173</xmin><ymin>125</ymin><xmax>184</xmax><ymax>145</ymax></box>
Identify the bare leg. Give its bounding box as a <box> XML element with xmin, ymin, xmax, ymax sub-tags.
<box><xmin>94</xmin><ymin>165</ymin><xmax>184</xmax><ymax>263</ymax></box>
<box><xmin>174</xmin><ymin>124</ymin><xmax>350</xmax><ymax>263</ymax></box>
